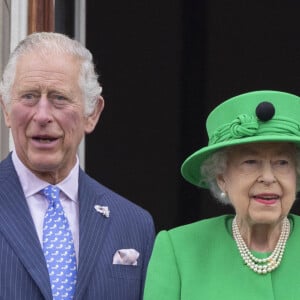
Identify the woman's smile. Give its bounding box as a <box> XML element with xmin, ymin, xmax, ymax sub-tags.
<box><xmin>252</xmin><ymin>193</ymin><xmax>279</xmax><ymax>205</ymax></box>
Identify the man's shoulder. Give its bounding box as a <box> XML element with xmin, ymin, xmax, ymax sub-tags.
<box><xmin>0</xmin><ymin>154</ymin><xmax>16</xmax><ymax>182</ymax></box>
<box><xmin>79</xmin><ymin>170</ymin><xmax>154</xmax><ymax>221</ymax></box>
<box><xmin>0</xmin><ymin>153</ymin><xmax>12</xmax><ymax>167</ymax></box>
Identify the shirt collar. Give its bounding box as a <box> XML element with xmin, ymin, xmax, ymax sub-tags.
<box><xmin>12</xmin><ymin>151</ymin><xmax>79</xmax><ymax>202</ymax></box>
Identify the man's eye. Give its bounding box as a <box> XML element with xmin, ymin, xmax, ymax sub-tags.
<box><xmin>56</xmin><ymin>95</ymin><xmax>66</xmax><ymax>100</ymax></box>
<box><xmin>22</xmin><ymin>93</ymin><xmax>36</xmax><ymax>100</ymax></box>
<box><xmin>52</xmin><ymin>95</ymin><xmax>67</xmax><ymax>101</ymax></box>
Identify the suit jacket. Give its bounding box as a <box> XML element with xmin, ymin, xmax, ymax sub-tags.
<box><xmin>0</xmin><ymin>154</ymin><xmax>155</xmax><ymax>300</ymax></box>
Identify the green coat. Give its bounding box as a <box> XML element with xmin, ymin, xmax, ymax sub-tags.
<box><xmin>144</xmin><ymin>214</ymin><xmax>300</xmax><ymax>300</ymax></box>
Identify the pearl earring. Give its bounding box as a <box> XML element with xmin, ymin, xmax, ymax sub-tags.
<box><xmin>220</xmin><ymin>191</ymin><xmax>226</xmax><ymax>199</ymax></box>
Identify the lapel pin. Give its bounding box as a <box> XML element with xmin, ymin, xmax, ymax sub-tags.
<box><xmin>94</xmin><ymin>205</ymin><xmax>110</xmax><ymax>218</ymax></box>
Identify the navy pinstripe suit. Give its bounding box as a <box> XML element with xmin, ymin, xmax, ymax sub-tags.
<box><xmin>0</xmin><ymin>154</ymin><xmax>155</xmax><ymax>299</ymax></box>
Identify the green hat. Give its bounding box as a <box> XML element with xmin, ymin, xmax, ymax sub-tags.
<box><xmin>181</xmin><ymin>90</ymin><xmax>300</xmax><ymax>187</ymax></box>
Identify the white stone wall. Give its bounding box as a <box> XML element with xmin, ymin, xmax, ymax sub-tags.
<box><xmin>0</xmin><ymin>0</ymin><xmax>11</xmax><ymax>160</ymax></box>
<box><xmin>75</xmin><ymin>0</ymin><xmax>86</xmax><ymax>169</ymax></box>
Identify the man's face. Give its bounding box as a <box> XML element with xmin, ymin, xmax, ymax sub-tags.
<box><xmin>1</xmin><ymin>51</ymin><xmax>103</xmax><ymax>183</ymax></box>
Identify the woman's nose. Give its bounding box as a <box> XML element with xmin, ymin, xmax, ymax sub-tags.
<box><xmin>257</xmin><ymin>162</ymin><xmax>277</xmax><ymax>184</ymax></box>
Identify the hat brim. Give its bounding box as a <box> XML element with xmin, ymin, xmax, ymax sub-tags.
<box><xmin>181</xmin><ymin>135</ymin><xmax>300</xmax><ymax>188</ymax></box>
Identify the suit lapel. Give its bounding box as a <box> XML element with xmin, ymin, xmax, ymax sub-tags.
<box><xmin>0</xmin><ymin>155</ymin><xmax>52</xmax><ymax>299</ymax></box>
<box><xmin>75</xmin><ymin>170</ymin><xmax>111</xmax><ymax>299</ymax></box>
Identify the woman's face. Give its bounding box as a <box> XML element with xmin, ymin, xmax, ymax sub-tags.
<box><xmin>217</xmin><ymin>142</ymin><xmax>297</xmax><ymax>226</ymax></box>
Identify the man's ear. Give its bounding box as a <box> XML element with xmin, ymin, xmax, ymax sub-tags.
<box><xmin>0</xmin><ymin>96</ymin><xmax>11</xmax><ymax>128</ymax></box>
<box><xmin>85</xmin><ymin>96</ymin><xmax>105</xmax><ymax>134</ymax></box>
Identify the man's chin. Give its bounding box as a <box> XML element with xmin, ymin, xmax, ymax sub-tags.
<box><xmin>27</xmin><ymin>156</ymin><xmax>62</xmax><ymax>173</ymax></box>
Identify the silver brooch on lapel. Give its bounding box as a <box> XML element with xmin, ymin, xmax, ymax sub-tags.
<box><xmin>94</xmin><ymin>205</ymin><xmax>110</xmax><ymax>218</ymax></box>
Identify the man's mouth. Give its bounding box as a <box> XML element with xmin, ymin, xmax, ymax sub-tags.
<box><xmin>32</xmin><ymin>136</ymin><xmax>58</xmax><ymax>143</ymax></box>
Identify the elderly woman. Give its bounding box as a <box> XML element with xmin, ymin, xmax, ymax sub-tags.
<box><xmin>143</xmin><ymin>90</ymin><xmax>300</xmax><ymax>299</ymax></box>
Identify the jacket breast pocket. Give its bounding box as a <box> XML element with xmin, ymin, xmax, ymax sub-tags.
<box><xmin>109</xmin><ymin>264</ymin><xmax>142</xmax><ymax>279</ymax></box>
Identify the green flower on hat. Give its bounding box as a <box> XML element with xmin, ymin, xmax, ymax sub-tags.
<box><xmin>210</xmin><ymin>114</ymin><xmax>259</xmax><ymax>145</ymax></box>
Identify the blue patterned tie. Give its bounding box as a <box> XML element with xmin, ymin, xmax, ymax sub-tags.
<box><xmin>42</xmin><ymin>185</ymin><xmax>77</xmax><ymax>299</ymax></box>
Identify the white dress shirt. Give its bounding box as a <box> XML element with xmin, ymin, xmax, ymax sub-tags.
<box><xmin>12</xmin><ymin>151</ymin><xmax>80</xmax><ymax>263</ymax></box>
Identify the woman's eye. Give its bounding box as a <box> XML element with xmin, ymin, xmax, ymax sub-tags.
<box><xmin>272</xmin><ymin>159</ymin><xmax>294</xmax><ymax>173</ymax></box>
<box><xmin>275</xmin><ymin>160</ymin><xmax>288</xmax><ymax>166</ymax></box>
<box><xmin>244</xmin><ymin>159</ymin><xmax>257</xmax><ymax>164</ymax></box>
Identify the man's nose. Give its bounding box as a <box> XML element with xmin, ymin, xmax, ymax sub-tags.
<box><xmin>33</xmin><ymin>96</ymin><xmax>53</xmax><ymax>125</ymax></box>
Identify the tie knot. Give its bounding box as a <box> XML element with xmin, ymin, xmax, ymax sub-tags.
<box><xmin>42</xmin><ymin>185</ymin><xmax>60</xmax><ymax>206</ymax></box>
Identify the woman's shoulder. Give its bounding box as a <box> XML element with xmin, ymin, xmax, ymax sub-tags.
<box><xmin>289</xmin><ymin>213</ymin><xmax>300</xmax><ymax>230</ymax></box>
<box><xmin>162</xmin><ymin>214</ymin><xmax>233</xmax><ymax>241</ymax></box>
<box><xmin>154</xmin><ymin>215</ymin><xmax>233</xmax><ymax>256</ymax></box>
<box><xmin>290</xmin><ymin>213</ymin><xmax>300</xmax><ymax>221</ymax></box>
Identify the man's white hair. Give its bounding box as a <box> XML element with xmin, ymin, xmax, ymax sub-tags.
<box><xmin>0</xmin><ymin>32</ymin><xmax>102</xmax><ymax>115</ymax></box>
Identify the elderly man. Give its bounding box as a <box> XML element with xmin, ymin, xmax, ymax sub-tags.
<box><xmin>0</xmin><ymin>32</ymin><xmax>155</xmax><ymax>300</ymax></box>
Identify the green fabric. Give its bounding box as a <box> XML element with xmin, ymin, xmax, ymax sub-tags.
<box><xmin>144</xmin><ymin>214</ymin><xmax>300</xmax><ymax>300</ymax></box>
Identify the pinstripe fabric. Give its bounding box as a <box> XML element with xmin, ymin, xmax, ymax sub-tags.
<box><xmin>0</xmin><ymin>154</ymin><xmax>155</xmax><ymax>300</ymax></box>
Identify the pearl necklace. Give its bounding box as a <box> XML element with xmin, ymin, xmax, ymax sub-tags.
<box><xmin>232</xmin><ymin>216</ymin><xmax>290</xmax><ymax>274</ymax></box>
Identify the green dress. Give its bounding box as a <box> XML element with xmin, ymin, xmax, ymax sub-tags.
<box><xmin>143</xmin><ymin>214</ymin><xmax>300</xmax><ymax>300</ymax></box>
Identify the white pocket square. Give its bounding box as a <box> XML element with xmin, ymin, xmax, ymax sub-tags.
<box><xmin>112</xmin><ymin>249</ymin><xmax>140</xmax><ymax>266</ymax></box>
